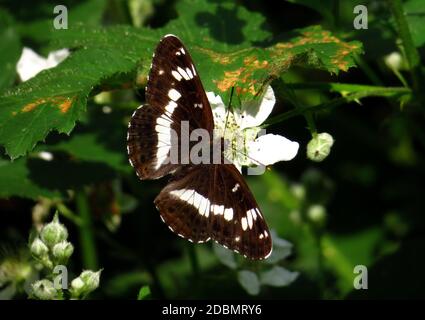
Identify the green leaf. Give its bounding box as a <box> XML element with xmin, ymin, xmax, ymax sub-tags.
<box><xmin>404</xmin><ymin>0</ymin><xmax>425</xmax><ymax>48</ymax></box>
<box><xmin>259</xmin><ymin>266</ymin><xmax>299</xmax><ymax>287</ymax></box>
<box><xmin>0</xmin><ymin>157</ymin><xmax>60</xmax><ymax>200</ymax></box>
<box><xmin>321</xmin><ymin>227</ymin><xmax>384</xmax><ymax>294</ymax></box>
<box><xmin>213</xmin><ymin>243</ymin><xmax>237</xmax><ymax>269</ymax></box>
<box><xmin>17</xmin><ymin>0</ymin><xmax>107</xmax><ymax>46</ymax></box>
<box><xmin>248</xmin><ymin>171</ymin><xmax>321</xmax><ymax>273</ymax></box>
<box><xmin>0</xmin><ymin>9</ymin><xmax>21</xmax><ymax>92</ymax></box>
<box><xmin>137</xmin><ymin>285</ymin><xmax>151</xmax><ymax>300</ymax></box>
<box><xmin>0</xmin><ymin>0</ymin><xmax>362</xmax><ymax>160</ymax></box>
<box><xmin>0</xmin><ymin>146</ymin><xmax>123</xmax><ymax>200</ymax></box>
<box><xmin>237</xmin><ymin>270</ymin><xmax>260</xmax><ymax>295</ymax></box>
<box><xmin>165</xmin><ymin>0</ymin><xmax>271</xmax><ymax>49</ymax></box>
<box><xmin>265</xmin><ymin>231</ymin><xmax>294</xmax><ymax>264</ymax></box>
<box><xmin>46</xmin><ymin>132</ymin><xmax>130</xmax><ymax>174</ymax></box>
<box><xmin>0</xmin><ymin>47</ymin><xmax>137</xmax><ymax>160</ymax></box>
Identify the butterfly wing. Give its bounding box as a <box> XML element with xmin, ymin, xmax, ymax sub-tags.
<box><xmin>154</xmin><ymin>164</ymin><xmax>272</xmax><ymax>260</ymax></box>
<box><xmin>127</xmin><ymin>35</ymin><xmax>214</xmax><ymax>179</ymax></box>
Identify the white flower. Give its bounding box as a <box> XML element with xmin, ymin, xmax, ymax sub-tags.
<box><xmin>207</xmin><ymin>86</ymin><xmax>299</xmax><ymax>170</ymax></box>
<box><xmin>16</xmin><ymin>47</ymin><xmax>70</xmax><ymax>82</ymax></box>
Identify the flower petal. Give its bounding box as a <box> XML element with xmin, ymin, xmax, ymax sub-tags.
<box><xmin>46</xmin><ymin>48</ymin><xmax>70</xmax><ymax>68</ymax></box>
<box><xmin>248</xmin><ymin>134</ymin><xmax>299</xmax><ymax>166</ymax></box>
<box><xmin>16</xmin><ymin>47</ymin><xmax>69</xmax><ymax>82</ymax></box>
<box><xmin>16</xmin><ymin>47</ymin><xmax>49</xmax><ymax>82</ymax></box>
<box><xmin>207</xmin><ymin>91</ymin><xmax>227</xmax><ymax>126</ymax></box>
<box><xmin>235</xmin><ymin>85</ymin><xmax>275</xmax><ymax>129</ymax></box>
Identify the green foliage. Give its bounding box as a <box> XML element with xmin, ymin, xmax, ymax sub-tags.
<box><xmin>214</xmin><ymin>232</ymin><xmax>298</xmax><ymax>295</ymax></box>
<box><xmin>137</xmin><ymin>285</ymin><xmax>151</xmax><ymax>300</ymax></box>
<box><xmin>0</xmin><ymin>157</ymin><xmax>61</xmax><ymax>199</ymax></box>
<box><xmin>0</xmin><ymin>9</ymin><xmax>21</xmax><ymax>92</ymax></box>
<box><xmin>0</xmin><ymin>0</ymin><xmax>361</xmax><ymax>160</ymax></box>
<box><xmin>404</xmin><ymin>0</ymin><xmax>425</xmax><ymax>48</ymax></box>
<box><xmin>1</xmin><ymin>0</ymin><xmax>424</xmax><ymax>300</ymax></box>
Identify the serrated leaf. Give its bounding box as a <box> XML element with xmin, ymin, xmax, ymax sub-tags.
<box><xmin>0</xmin><ymin>47</ymin><xmax>137</xmax><ymax>159</ymax></box>
<box><xmin>259</xmin><ymin>266</ymin><xmax>299</xmax><ymax>287</ymax></box>
<box><xmin>0</xmin><ymin>0</ymin><xmax>362</xmax><ymax>160</ymax></box>
<box><xmin>237</xmin><ymin>270</ymin><xmax>260</xmax><ymax>295</ymax></box>
<box><xmin>165</xmin><ymin>0</ymin><xmax>271</xmax><ymax>49</ymax></box>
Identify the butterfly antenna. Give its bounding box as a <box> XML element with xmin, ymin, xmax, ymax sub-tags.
<box><xmin>223</xmin><ymin>87</ymin><xmax>235</xmax><ymax>138</ymax></box>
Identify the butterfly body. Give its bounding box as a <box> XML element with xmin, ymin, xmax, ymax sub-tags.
<box><xmin>127</xmin><ymin>35</ymin><xmax>272</xmax><ymax>259</ymax></box>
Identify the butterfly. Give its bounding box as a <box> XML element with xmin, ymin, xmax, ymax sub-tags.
<box><xmin>127</xmin><ymin>34</ymin><xmax>272</xmax><ymax>260</ymax></box>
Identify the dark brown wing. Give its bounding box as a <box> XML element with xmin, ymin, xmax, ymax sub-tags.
<box><xmin>127</xmin><ymin>35</ymin><xmax>214</xmax><ymax>179</ymax></box>
<box><xmin>154</xmin><ymin>164</ymin><xmax>272</xmax><ymax>260</ymax></box>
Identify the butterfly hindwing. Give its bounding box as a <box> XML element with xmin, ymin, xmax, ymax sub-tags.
<box><xmin>154</xmin><ymin>164</ymin><xmax>272</xmax><ymax>260</ymax></box>
<box><xmin>127</xmin><ymin>104</ymin><xmax>180</xmax><ymax>179</ymax></box>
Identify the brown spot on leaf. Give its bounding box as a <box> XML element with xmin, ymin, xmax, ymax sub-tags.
<box><xmin>196</xmin><ymin>47</ymin><xmax>238</xmax><ymax>65</ymax></box>
<box><xmin>21</xmin><ymin>96</ymin><xmax>75</xmax><ymax>114</ymax></box>
<box><xmin>58</xmin><ymin>97</ymin><xmax>73</xmax><ymax>113</ymax></box>
<box><xmin>215</xmin><ymin>68</ymin><xmax>244</xmax><ymax>92</ymax></box>
<box><xmin>214</xmin><ymin>55</ymin><xmax>269</xmax><ymax>95</ymax></box>
<box><xmin>22</xmin><ymin>99</ymin><xmax>46</xmax><ymax>112</ymax></box>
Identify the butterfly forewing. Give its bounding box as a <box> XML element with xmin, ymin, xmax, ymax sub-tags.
<box><xmin>146</xmin><ymin>35</ymin><xmax>214</xmax><ymax>133</ymax></box>
<box><xmin>127</xmin><ymin>35</ymin><xmax>214</xmax><ymax>179</ymax></box>
<box><xmin>154</xmin><ymin>164</ymin><xmax>272</xmax><ymax>259</ymax></box>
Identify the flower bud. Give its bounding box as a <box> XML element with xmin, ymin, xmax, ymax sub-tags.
<box><xmin>40</xmin><ymin>214</ymin><xmax>68</xmax><ymax>247</ymax></box>
<box><xmin>52</xmin><ymin>241</ymin><xmax>74</xmax><ymax>263</ymax></box>
<box><xmin>290</xmin><ymin>184</ymin><xmax>306</xmax><ymax>200</ymax></box>
<box><xmin>80</xmin><ymin>270</ymin><xmax>101</xmax><ymax>292</ymax></box>
<box><xmin>70</xmin><ymin>270</ymin><xmax>101</xmax><ymax>298</ymax></box>
<box><xmin>384</xmin><ymin>52</ymin><xmax>403</xmax><ymax>71</ymax></box>
<box><xmin>30</xmin><ymin>237</ymin><xmax>49</xmax><ymax>258</ymax></box>
<box><xmin>31</xmin><ymin>279</ymin><xmax>58</xmax><ymax>300</ymax></box>
<box><xmin>307</xmin><ymin>132</ymin><xmax>334</xmax><ymax>162</ymax></box>
<box><xmin>307</xmin><ymin>204</ymin><xmax>327</xmax><ymax>225</ymax></box>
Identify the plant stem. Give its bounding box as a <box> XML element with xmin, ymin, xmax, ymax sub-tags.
<box><xmin>187</xmin><ymin>245</ymin><xmax>200</xmax><ymax>277</ymax></box>
<box><xmin>76</xmin><ymin>190</ymin><xmax>99</xmax><ymax>270</ymax></box>
<box><xmin>284</xmin><ymin>82</ymin><xmax>408</xmax><ymax>93</ymax></box>
<box><xmin>265</xmin><ymin>86</ymin><xmax>411</xmax><ymax>126</ymax></box>
<box><xmin>56</xmin><ymin>202</ymin><xmax>83</xmax><ymax>226</ymax></box>
<box><xmin>388</xmin><ymin>0</ymin><xmax>423</xmax><ymax>95</ymax></box>
<box><xmin>273</xmin><ymin>79</ymin><xmax>318</xmax><ymax>136</ymax></box>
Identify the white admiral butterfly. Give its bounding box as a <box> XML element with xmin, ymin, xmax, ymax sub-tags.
<box><xmin>127</xmin><ymin>35</ymin><xmax>272</xmax><ymax>259</ymax></box>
